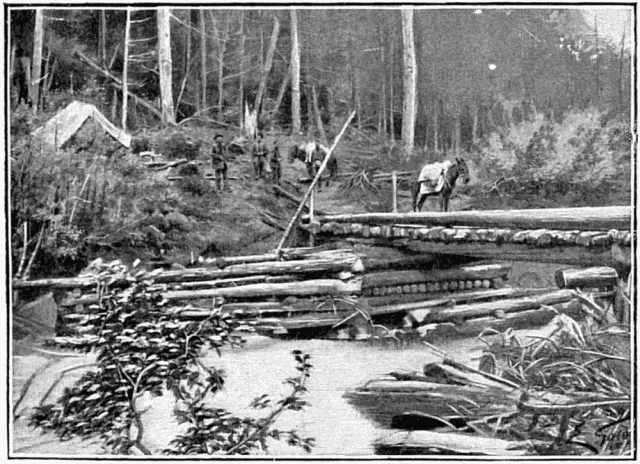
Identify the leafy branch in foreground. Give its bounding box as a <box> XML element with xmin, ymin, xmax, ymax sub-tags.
<box><xmin>30</xmin><ymin>267</ymin><xmax>314</xmax><ymax>455</ymax></box>
<box><xmin>164</xmin><ymin>350</ymin><xmax>314</xmax><ymax>455</ymax></box>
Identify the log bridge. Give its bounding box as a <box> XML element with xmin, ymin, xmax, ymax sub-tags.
<box><xmin>306</xmin><ymin>206</ymin><xmax>633</xmax><ymax>268</ymax></box>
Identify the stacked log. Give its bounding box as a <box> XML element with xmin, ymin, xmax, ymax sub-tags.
<box><xmin>555</xmin><ymin>266</ymin><xmax>618</xmax><ymax>289</ymax></box>
<box><xmin>362</xmin><ymin>264</ymin><xmax>511</xmax><ymax>297</ymax></box>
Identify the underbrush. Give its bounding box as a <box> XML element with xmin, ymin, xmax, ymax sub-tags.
<box><xmin>466</xmin><ymin>108</ymin><xmax>631</xmax><ymax>209</ymax></box>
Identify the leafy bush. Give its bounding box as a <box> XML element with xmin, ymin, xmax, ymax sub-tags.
<box><xmin>472</xmin><ymin>108</ymin><xmax>631</xmax><ymax>208</ymax></box>
<box><xmin>31</xmin><ymin>269</ymin><xmax>314</xmax><ymax>455</ymax></box>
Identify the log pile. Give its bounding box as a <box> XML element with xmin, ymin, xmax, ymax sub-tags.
<box><xmin>311</xmin><ymin>210</ymin><xmax>632</xmax><ymax>267</ymax></box>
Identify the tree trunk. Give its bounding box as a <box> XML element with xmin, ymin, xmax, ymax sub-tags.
<box><xmin>319</xmin><ymin>206</ymin><xmax>631</xmax><ymax>231</ymax></box>
<box><xmin>472</xmin><ymin>103</ymin><xmax>478</xmax><ymax>145</ymax></box>
<box><xmin>122</xmin><ymin>7</ymin><xmax>131</xmax><ymax>129</ymax></box>
<box><xmin>594</xmin><ymin>15</ymin><xmax>600</xmax><ymax>104</ymax></box>
<box><xmin>555</xmin><ymin>267</ymin><xmax>618</xmax><ymax>289</ymax></box>
<box><xmin>422</xmin><ymin>289</ymin><xmax>576</xmax><ymax>323</ymax></box>
<box><xmin>401</xmin><ymin>8</ymin><xmax>417</xmax><ymax>158</ymax></box>
<box><xmin>99</xmin><ymin>10</ymin><xmax>107</xmax><ymax>67</ymax></box>
<box><xmin>238</xmin><ymin>11</ymin><xmax>245</xmax><ymax>127</ymax></box>
<box><xmin>157</xmin><ymin>8</ymin><xmax>175</xmax><ymax>125</ymax></box>
<box><xmin>619</xmin><ymin>27</ymin><xmax>626</xmax><ymax>109</ymax></box>
<box><xmin>31</xmin><ymin>8</ymin><xmax>44</xmax><ymax>114</ymax></box>
<box><xmin>199</xmin><ymin>9</ymin><xmax>207</xmax><ymax>112</ymax></box>
<box><xmin>388</xmin><ymin>27</ymin><xmax>395</xmax><ymax>142</ymax></box>
<box><xmin>75</xmin><ymin>50</ymin><xmax>163</xmax><ymax>120</ymax></box>
<box><xmin>290</xmin><ymin>9</ymin><xmax>301</xmax><ymax>134</ymax></box>
<box><xmin>271</xmin><ymin>62</ymin><xmax>291</xmax><ymax>118</ymax></box>
<box><xmin>312</xmin><ymin>86</ymin><xmax>328</xmax><ymax>145</ymax></box>
<box><xmin>212</xmin><ymin>11</ymin><xmax>231</xmax><ymax>116</ymax></box>
<box><xmin>362</xmin><ymin>264</ymin><xmax>511</xmax><ymax>289</ymax></box>
<box><xmin>255</xmin><ymin>15</ymin><xmax>280</xmax><ymax>112</ymax></box>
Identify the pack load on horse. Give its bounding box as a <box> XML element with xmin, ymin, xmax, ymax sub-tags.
<box><xmin>411</xmin><ymin>157</ymin><xmax>470</xmax><ymax>212</ymax></box>
<box><xmin>288</xmin><ymin>141</ymin><xmax>338</xmax><ymax>189</ymax></box>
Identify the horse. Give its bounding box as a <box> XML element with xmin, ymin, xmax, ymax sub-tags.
<box><xmin>288</xmin><ymin>142</ymin><xmax>339</xmax><ymax>189</ymax></box>
<box><xmin>411</xmin><ymin>157</ymin><xmax>470</xmax><ymax>212</ymax></box>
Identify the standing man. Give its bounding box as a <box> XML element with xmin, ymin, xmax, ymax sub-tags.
<box><xmin>270</xmin><ymin>140</ymin><xmax>282</xmax><ymax>184</ymax></box>
<box><xmin>252</xmin><ymin>132</ymin><xmax>268</xmax><ymax>180</ymax></box>
<box><xmin>211</xmin><ymin>133</ymin><xmax>229</xmax><ymax>192</ymax></box>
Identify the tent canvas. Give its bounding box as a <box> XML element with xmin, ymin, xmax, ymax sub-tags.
<box><xmin>33</xmin><ymin>100</ymin><xmax>131</xmax><ymax>150</ymax></box>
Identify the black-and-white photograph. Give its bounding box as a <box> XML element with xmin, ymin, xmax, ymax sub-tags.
<box><xmin>7</xmin><ymin>3</ymin><xmax>635</xmax><ymax>458</ymax></box>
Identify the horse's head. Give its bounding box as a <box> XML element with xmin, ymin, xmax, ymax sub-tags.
<box><xmin>455</xmin><ymin>157</ymin><xmax>470</xmax><ymax>184</ymax></box>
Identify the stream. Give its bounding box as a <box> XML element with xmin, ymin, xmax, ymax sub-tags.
<box><xmin>12</xmin><ymin>334</ymin><xmax>485</xmax><ymax>456</ymax></box>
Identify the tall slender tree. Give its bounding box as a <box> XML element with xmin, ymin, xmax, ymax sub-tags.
<box><xmin>290</xmin><ymin>9</ymin><xmax>301</xmax><ymax>134</ymax></box>
<box><xmin>122</xmin><ymin>8</ymin><xmax>131</xmax><ymax>129</ymax></box>
<box><xmin>401</xmin><ymin>7</ymin><xmax>416</xmax><ymax>157</ymax></box>
<box><xmin>157</xmin><ymin>7</ymin><xmax>175</xmax><ymax>125</ymax></box>
<box><xmin>31</xmin><ymin>8</ymin><xmax>44</xmax><ymax>114</ymax></box>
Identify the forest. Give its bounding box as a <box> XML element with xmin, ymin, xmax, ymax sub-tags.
<box><xmin>9</xmin><ymin>5</ymin><xmax>633</xmax><ymax>279</ymax></box>
<box><xmin>9</xmin><ymin>6</ymin><xmax>634</xmax><ymax>458</ymax></box>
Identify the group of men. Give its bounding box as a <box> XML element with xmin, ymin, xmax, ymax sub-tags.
<box><xmin>208</xmin><ymin>132</ymin><xmax>281</xmax><ymax>192</ymax></box>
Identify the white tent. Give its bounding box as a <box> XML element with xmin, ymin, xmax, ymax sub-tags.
<box><xmin>33</xmin><ymin>100</ymin><xmax>131</xmax><ymax>150</ymax></box>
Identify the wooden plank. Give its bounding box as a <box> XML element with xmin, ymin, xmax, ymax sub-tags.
<box><xmin>319</xmin><ymin>206</ymin><xmax>632</xmax><ymax>231</ymax></box>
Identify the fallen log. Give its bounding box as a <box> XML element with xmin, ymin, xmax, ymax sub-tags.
<box><xmin>422</xmin><ymin>289</ymin><xmax>576</xmax><ymax>324</ymax></box>
<box><xmin>151</xmin><ymin>254</ymin><xmax>364</xmax><ymax>283</ymax></box>
<box><xmin>75</xmin><ymin>50</ymin><xmax>163</xmax><ymax>120</ymax></box>
<box><xmin>319</xmin><ymin>206</ymin><xmax>631</xmax><ymax>231</ymax></box>
<box><xmin>168</xmin><ymin>274</ymin><xmax>299</xmax><ymax>290</ymax></box>
<box><xmin>259</xmin><ymin>211</ymin><xmax>286</xmax><ymax>231</ymax></box>
<box><xmin>272</xmin><ymin>185</ymin><xmax>329</xmax><ymax>215</ymax></box>
<box><xmin>374</xmin><ymin>430</ymin><xmax>530</xmax><ymax>456</ymax></box>
<box><xmin>405</xmin><ymin>240</ymin><xmax>629</xmax><ymax>268</ymax></box>
<box><xmin>161</xmin><ymin>278</ymin><xmax>362</xmax><ymax>301</ymax></box>
<box><xmin>200</xmin><ymin>246</ymin><xmax>355</xmax><ymax>266</ymax></box>
<box><xmin>362</xmin><ymin>264</ymin><xmax>511</xmax><ymax>289</ymax></box>
<box><xmin>555</xmin><ymin>267</ymin><xmax>619</xmax><ymax>289</ymax></box>
<box><xmin>344</xmin><ymin>378</ymin><xmax>520</xmax><ymax>427</ymax></box>
<box><xmin>416</xmin><ymin>307</ymin><xmax>559</xmax><ymax>339</ymax></box>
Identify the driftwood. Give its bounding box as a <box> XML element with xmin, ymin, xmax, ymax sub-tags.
<box><xmin>555</xmin><ymin>266</ymin><xmax>618</xmax><ymax>289</ymax></box>
<box><xmin>318</xmin><ymin>206</ymin><xmax>632</xmax><ymax>231</ymax></box>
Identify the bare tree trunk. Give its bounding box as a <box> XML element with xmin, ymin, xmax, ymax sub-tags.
<box><xmin>199</xmin><ymin>9</ymin><xmax>207</xmax><ymax>112</ymax></box>
<box><xmin>594</xmin><ymin>15</ymin><xmax>600</xmax><ymax>105</ymax></box>
<box><xmin>271</xmin><ymin>62</ymin><xmax>291</xmax><ymax>118</ymax></box>
<box><xmin>312</xmin><ymin>86</ymin><xmax>327</xmax><ymax>145</ymax></box>
<box><xmin>238</xmin><ymin>11</ymin><xmax>245</xmax><ymax>127</ymax></box>
<box><xmin>214</xmin><ymin>11</ymin><xmax>231</xmax><ymax>116</ymax></box>
<box><xmin>619</xmin><ymin>26</ymin><xmax>626</xmax><ymax>109</ymax></box>
<box><xmin>184</xmin><ymin>10</ymin><xmax>191</xmax><ymax>75</ymax></box>
<box><xmin>433</xmin><ymin>101</ymin><xmax>439</xmax><ymax>152</ymax></box>
<box><xmin>388</xmin><ymin>26</ymin><xmax>396</xmax><ymax>143</ymax></box>
<box><xmin>100</xmin><ymin>10</ymin><xmax>107</xmax><ymax>67</ymax></box>
<box><xmin>472</xmin><ymin>103</ymin><xmax>478</xmax><ymax>146</ymax></box>
<box><xmin>157</xmin><ymin>8</ymin><xmax>175</xmax><ymax>125</ymax></box>
<box><xmin>290</xmin><ymin>9</ymin><xmax>301</xmax><ymax>134</ymax></box>
<box><xmin>401</xmin><ymin>7</ymin><xmax>416</xmax><ymax>158</ymax></box>
<box><xmin>255</xmin><ymin>15</ymin><xmax>280</xmax><ymax>112</ymax></box>
<box><xmin>122</xmin><ymin>7</ymin><xmax>131</xmax><ymax>129</ymax></box>
<box><xmin>40</xmin><ymin>35</ymin><xmax>52</xmax><ymax>110</ymax></box>
<box><xmin>31</xmin><ymin>8</ymin><xmax>44</xmax><ymax>114</ymax></box>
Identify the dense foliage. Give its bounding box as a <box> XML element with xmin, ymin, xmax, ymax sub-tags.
<box><xmin>30</xmin><ymin>267</ymin><xmax>314</xmax><ymax>455</ymax></box>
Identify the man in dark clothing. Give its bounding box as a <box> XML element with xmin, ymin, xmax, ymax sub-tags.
<box><xmin>269</xmin><ymin>140</ymin><xmax>282</xmax><ymax>184</ymax></box>
<box><xmin>251</xmin><ymin>132</ymin><xmax>268</xmax><ymax>180</ymax></box>
<box><xmin>211</xmin><ymin>134</ymin><xmax>229</xmax><ymax>191</ymax></box>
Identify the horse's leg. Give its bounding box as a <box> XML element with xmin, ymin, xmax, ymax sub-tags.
<box><xmin>411</xmin><ymin>182</ymin><xmax>419</xmax><ymax>212</ymax></box>
<box><xmin>417</xmin><ymin>194</ymin><xmax>428</xmax><ymax>212</ymax></box>
<box><xmin>441</xmin><ymin>194</ymin><xmax>450</xmax><ymax>212</ymax></box>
